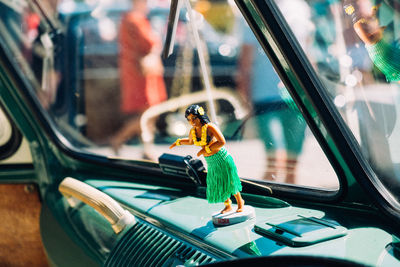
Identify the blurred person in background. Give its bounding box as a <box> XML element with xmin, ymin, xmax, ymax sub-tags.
<box><xmin>236</xmin><ymin>0</ymin><xmax>314</xmax><ymax>183</ymax></box>
<box><xmin>111</xmin><ymin>0</ymin><xmax>167</xmax><ymax>157</ymax></box>
<box><xmin>346</xmin><ymin>0</ymin><xmax>400</xmax><ymax>82</ymax></box>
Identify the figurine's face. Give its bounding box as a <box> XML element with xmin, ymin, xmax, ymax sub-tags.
<box><xmin>186</xmin><ymin>114</ymin><xmax>201</xmax><ymax>127</ymax></box>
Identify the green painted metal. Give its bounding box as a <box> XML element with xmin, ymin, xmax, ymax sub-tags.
<box><xmin>254</xmin><ymin>216</ymin><xmax>348</xmax><ymax>247</ymax></box>
<box><xmin>0</xmin><ymin>164</ymin><xmax>36</xmax><ymax>183</ymax></box>
<box><xmin>0</xmin><ymin>64</ymin><xmax>57</xmax><ymax>196</ymax></box>
<box><xmin>40</xmin><ymin>202</ymin><xmax>103</xmax><ymax>267</ymax></box>
<box><xmin>90</xmin><ymin>180</ymin><xmax>398</xmax><ymax>266</ymax></box>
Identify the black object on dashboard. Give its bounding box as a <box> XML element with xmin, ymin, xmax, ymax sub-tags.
<box><xmin>158</xmin><ymin>153</ymin><xmax>205</xmax><ymax>185</ymax></box>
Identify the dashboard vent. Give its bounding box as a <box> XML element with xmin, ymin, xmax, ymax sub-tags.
<box><xmin>105</xmin><ymin>220</ymin><xmax>217</xmax><ymax>267</ymax></box>
<box><xmin>174</xmin><ymin>244</ymin><xmax>215</xmax><ymax>265</ymax></box>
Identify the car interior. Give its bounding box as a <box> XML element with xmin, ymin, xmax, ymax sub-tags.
<box><xmin>1</xmin><ymin>0</ymin><xmax>400</xmax><ymax>266</ymax></box>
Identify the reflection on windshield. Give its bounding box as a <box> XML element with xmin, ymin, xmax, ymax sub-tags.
<box><xmin>0</xmin><ymin>0</ymin><xmax>338</xmax><ymax>190</ymax></box>
<box><xmin>275</xmin><ymin>0</ymin><xmax>400</xmax><ymax>198</ymax></box>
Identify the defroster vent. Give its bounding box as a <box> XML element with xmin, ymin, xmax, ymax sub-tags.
<box><xmin>105</xmin><ymin>220</ymin><xmax>217</xmax><ymax>266</ymax></box>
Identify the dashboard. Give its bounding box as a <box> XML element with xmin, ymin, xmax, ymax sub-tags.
<box><xmin>41</xmin><ymin>177</ymin><xmax>400</xmax><ymax>266</ymax></box>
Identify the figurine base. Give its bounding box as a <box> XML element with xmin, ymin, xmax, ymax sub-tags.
<box><xmin>212</xmin><ymin>205</ymin><xmax>256</xmax><ymax>226</ymax></box>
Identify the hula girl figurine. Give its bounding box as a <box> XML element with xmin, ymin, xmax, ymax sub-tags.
<box><xmin>170</xmin><ymin>104</ymin><xmax>244</xmax><ymax>214</ymax></box>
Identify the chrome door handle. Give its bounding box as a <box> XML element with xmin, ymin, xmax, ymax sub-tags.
<box><xmin>59</xmin><ymin>177</ymin><xmax>135</xmax><ymax>234</ymax></box>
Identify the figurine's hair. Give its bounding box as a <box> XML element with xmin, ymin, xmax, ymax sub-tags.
<box><xmin>185</xmin><ymin>104</ymin><xmax>210</xmax><ymax>125</ymax></box>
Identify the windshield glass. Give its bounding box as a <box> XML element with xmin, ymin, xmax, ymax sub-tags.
<box><xmin>273</xmin><ymin>0</ymin><xmax>400</xmax><ymax>199</ymax></box>
<box><xmin>0</xmin><ymin>0</ymin><xmax>338</xmax><ymax>190</ymax></box>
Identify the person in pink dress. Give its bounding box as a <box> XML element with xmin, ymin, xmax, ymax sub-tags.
<box><xmin>111</xmin><ymin>0</ymin><xmax>167</xmax><ymax>156</ymax></box>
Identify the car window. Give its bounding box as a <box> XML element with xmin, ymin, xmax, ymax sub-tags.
<box><xmin>273</xmin><ymin>0</ymin><xmax>400</xmax><ymax>200</ymax></box>
<box><xmin>0</xmin><ymin>0</ymin><xmax>339</xmax><ymax>190</ymax></box>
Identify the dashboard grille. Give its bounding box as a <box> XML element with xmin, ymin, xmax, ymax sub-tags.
<box><xmin>105</xmin><ymin>220</ymin><xmax>217</xmax><ymax>267</ymax></box>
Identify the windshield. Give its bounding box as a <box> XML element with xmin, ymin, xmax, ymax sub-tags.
<box><xmin>272</xmin><ymin>0</ymin><xmax>400</xmax><ymax>200</ymax></box>
<box><xmin>0</xmin><ymin>0</ymin><xmax>338</xmax><ymax>190</ymax></box>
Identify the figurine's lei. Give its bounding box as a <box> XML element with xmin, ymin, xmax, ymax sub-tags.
<box><xmin>191</xmin><ymin>124</ymin><xmax>208</xmax><ymax>146</ymax></box>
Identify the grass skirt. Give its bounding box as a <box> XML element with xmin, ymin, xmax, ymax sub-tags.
<box><xmin>205</xmin><ymin>147</ymin><xmax>242</xmax><ymax>203</ymax></box>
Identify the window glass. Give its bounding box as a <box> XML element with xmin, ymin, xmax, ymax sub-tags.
<box><xmin>0</xmin><ymin>0</ymin><xmax>338</xmax><ymax>189</ymax></box>
<box><xmin>274</xmin><ymin>0</ymin><xmax>400</xmax><ymax>199</ymax></box>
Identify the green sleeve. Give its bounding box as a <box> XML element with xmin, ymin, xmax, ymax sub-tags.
<box><xmin>366</xmin><ymin>39</ymin><xmax>400</xmax><ymax>82</ymax></box>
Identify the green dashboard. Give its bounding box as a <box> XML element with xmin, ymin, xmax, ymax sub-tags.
<box><xmin>40</xmin><ymin>178</ymin><xmax>400</xmax><ymax>266</ymax></box>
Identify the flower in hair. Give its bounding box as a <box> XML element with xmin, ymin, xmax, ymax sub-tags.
<box><xmin>198</xmin><ymin>107</ymin><xmax>205</xmax><ymax>116</ymax></box>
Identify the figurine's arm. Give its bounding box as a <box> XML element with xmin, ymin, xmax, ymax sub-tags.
<box><xmin>169</xmin><ymin>133</ymin><xmax>194</xmax><ymax>149</ymax></box>
<box><xmin>197</xmin><ymin>124</ymin><xmax>226</xmax><ymax>157</ymax></box>
<box><xmin>207</xmin><ymin>123</ymin><xmax>226</xmax><ymax>152</ymax></box>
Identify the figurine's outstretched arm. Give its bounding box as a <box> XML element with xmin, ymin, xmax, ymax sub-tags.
<box><xmin>169</xmin><ymin>135</ymin><xmax>193</xmax><ymax>149</ymax></box>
